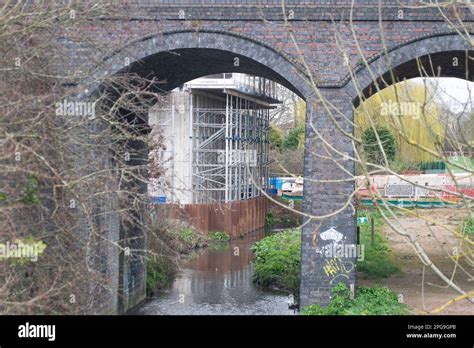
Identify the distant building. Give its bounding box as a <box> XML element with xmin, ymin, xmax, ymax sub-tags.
<box><xmin>149</xmin><ymin>73</ymin><xmax>280</xmax><ymax>236</ymax></box>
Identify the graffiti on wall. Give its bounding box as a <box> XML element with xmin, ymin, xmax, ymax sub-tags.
<box><xmin>323</xmin><ymin>257</ymin><xmax>355</xmax><ymax>284</ymax></box>
<box><xmin>314</xmin><ymin>226</ymin><xmax>362</xmax><ymax>284</ymax></box>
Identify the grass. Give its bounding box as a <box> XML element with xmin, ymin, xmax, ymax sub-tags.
<box><xmin>357</xmin><ymin>210</ymin><xmax>401</xmax><ymax>279</ymax></box>
<box><xmin>251</xmin><ymin>229</ymin><xmax>301</xmax><ymax>295</ymax></box>
<box><xmin>21</xmin><ymin>175</ymin><xmax>41</xmax><ymax>205</ymax></box>
<box><xmin>301</xmin><ymin>282</ymin><xmax>410</xmax><ymax>315</ymax></box>
<box><xmin>179</xmin><ymin>228</ymin><xmax>195</xmax><ymax>242</ymax></box>
<box><xmin>253</xmin><ymin>209</ymin><xmax>401</xmax><ymax>300</ymax></box>
<box><xmin>170</xmin><ymin>227</ymin><xmax>208</xmax><ymax>251</ymax></box>
<box><xmin>208</xmin><ymin>231</ymin><xmax>230</xmax><ymax>243</ymax></box>
<box><xmin>146</xmin><ymin>255</ymin><xmax>177</xmax><ymax>296</ymax></box>
<box><xmin>462</xmin><ymin>217</ymin><xmax>473</xmax><ymax>236</ymax></box>
<box><xmin>265</xmin><ymin>212</ymin><xmax>275</xmax><ymax>225</ymax></box>
<box><xmin>206</xmin><ymin>232</ymin><xmax>231</xmax><ymax>252</ymax></box>
<box><xmin>0</xmin><ymin>192</ymin><xmax>7</xmax><ymax>201</ymax></box>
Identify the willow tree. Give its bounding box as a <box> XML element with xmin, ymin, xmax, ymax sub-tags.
<box><xmin>355</xmin><ymin>80</ymin><xmax>445</xmax><ymax>166</ymax></box>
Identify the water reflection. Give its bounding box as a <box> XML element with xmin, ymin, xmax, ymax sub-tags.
<box><xmin>136</xmin><ymin>228</ymin><xmax>294</xmax><ymax>315</ymax></box>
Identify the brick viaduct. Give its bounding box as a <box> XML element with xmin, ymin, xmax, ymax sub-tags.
<box><xmin>58</xmin><ymin>1</ymin><xmax>473</xmax><ymax>313</ymax></box>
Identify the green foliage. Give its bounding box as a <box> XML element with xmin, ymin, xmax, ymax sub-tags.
<box><xmin>282</xmin><ymin>125</ymin><xmax>305</xmax><ymax>150</ymax></box>
<box><xmin>362</xmin><ymin>126</ymin><xmax>396</xmax><ymax>165</ymax></box>
<box><xmin>355</xmin><ymin>81</ymin><xmax>443</xmax><ymax>164</ymax></box>
<box><xmin>251</xmin><ymin>229</ymin><xmax>301</xmax><ymax>295</ymax></box>
<box><xmin>0</xmin><ymin>192</ymin><xmax>7</xmax><ymax>201</ymax></box>
<box><xmin>269</xmin><ymin>125</ymin><xmax>283</xmax><ymax>151</ymax></box>
<box><xmin>171</xmin><ymin>227</ymin><xmax>208</xmax><ymax>250</ymax></box>
<box><xmin>265</xmin><ymin>212</ymin><xmax>275</xmax><ymax>225</ymax></box>
<box><xmin>179</xmin><ymin>228</ymin><xmax>195</xmax><ymax>242</ymax></box>
<box><xmin>462</xmin><ymin>217</ymin><xmax>474</xmax><ymax>236</ymax></box>
<box><xmin>301</xmin><ymin>283</ymin><xmax>410</xmax><ymax>315</ymax></box>
<box><xmin>346</xmin><ymin>286</ymin><xmax>409</xmax><ymax>315</ymax></box>
<box><xmin>146</xmin><ymin>255</ymin><xmax>176</xmax><ymax>295</ymax></box>
<box><xmin>357</xmin><ymin>211</ymin><xmax>400</xmax><ymax>279</ymax></box>
<box><xmin>21</xmin><ymin>175</ymin><xmax>40</xmax><ymax>205</ymax></box>
<box><xmin>208</xmin><ymin>231</ymin><xmax>230</xmax><ymax>242</ymax></box>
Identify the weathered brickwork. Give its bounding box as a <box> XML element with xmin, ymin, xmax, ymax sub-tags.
<box><xmin>58</xmin><ymin>0</ymin><xmax>473</xmax><ymax>312</ymax></box>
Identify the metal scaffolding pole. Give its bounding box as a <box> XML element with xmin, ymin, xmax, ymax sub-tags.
<box><xmin>189</xmin><ymin>91</ymin><xmax>194</xmax><ymax>203</ymax></box>
<box><xmin>152</xmin><ymin>73</ymin><xmax>277</xmax><ymax>208</ymax></box>
<box><xmin>238</xmin><ymin>97</ymin><xmax>242</xmax><ymax>200</ymax></box>
<box><xmin>184</xmin><ymin>76</ymin><xmax>274</xmax><ymax>205</ymax></box>
<box><xmin>171</xmin><ymin>94</ymin><xmax>175</xmax><ymax>203</ymax></box>
<box><xmin>225</xmin><ymin>93</ymin><xmax>229</xmax><ymax>203</ymax></box>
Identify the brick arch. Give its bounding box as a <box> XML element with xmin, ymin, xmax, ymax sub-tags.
<box><xmin>81</xmin><ymin>29</ymin><xmax>316</xmax><ymax>313</ymax></box>
<box><xmin>343</xmin><ymin>32</ymin><xmax>473</xmax><ymax>106</ymax></box>
<box><xmin>299</xmin><ymin>32</ymin><xmax>472</xmax><ymax>308</ymax></box>
<box><xmin>79</xmin><ymin>29</ymin><xmax>312</xmax><ymax>100</ymax></box>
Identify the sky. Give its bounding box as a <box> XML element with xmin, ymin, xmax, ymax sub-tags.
<box><xmin>413</xmin><ymin>77</ymin><xmax>474</xmax><ymax>114</ymax></box>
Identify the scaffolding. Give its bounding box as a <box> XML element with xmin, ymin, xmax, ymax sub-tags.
<box><xmin>191</xmin><ymin>91</ymin><xmax>271</xmax><ymax>204</ymax></box>
<box><xmin>148</xmin><ymin>98</ymin><xmax>175</xmax><ymax>203</ymax></box>
<box><xmin>150</xmin><ymin>74</ymin><xmax>275</xmax><ymax>205</ymax></box>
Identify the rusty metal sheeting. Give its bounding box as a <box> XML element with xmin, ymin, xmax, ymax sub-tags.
<box><xmin>156</xmin><ymin>197</ymin><xmax>268</xmax><ymax>238</ymax></box>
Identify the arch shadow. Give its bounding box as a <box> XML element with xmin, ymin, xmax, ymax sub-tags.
<box><xmin>345</xmin><ymin>33</ymin><xmax>473</xmax><ymax>107</ymax></box>
<box><xmin>82</xmin><ymin>29</ymin><xmax>312</xmax><ymax>101</ymax></box>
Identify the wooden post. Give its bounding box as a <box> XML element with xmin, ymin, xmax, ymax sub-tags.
<box><xmin>371</xmin><ymin>217</ymin><xmax>375</xmax><ymax>245</ymax></box>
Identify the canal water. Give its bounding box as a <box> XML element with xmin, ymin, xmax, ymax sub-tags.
<box><xmin>135</xmin><ymin>228</ymin><xmax>295</xmax><ymax>315</ymax></box>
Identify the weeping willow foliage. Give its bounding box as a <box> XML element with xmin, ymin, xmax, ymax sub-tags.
<box><xmin>294</xmin><ymin>99</ymin><xmax>306</xmax><ymax>148</ymax></box>
<box><xmin>295</xmin><ymin>99</ymin><xmax>306</xmax><ymax>126</ymax></box>
<box><xmin>355</xmin><ymin>80</ymin><xmax>445</xmax><ymax>164</ymax></box>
